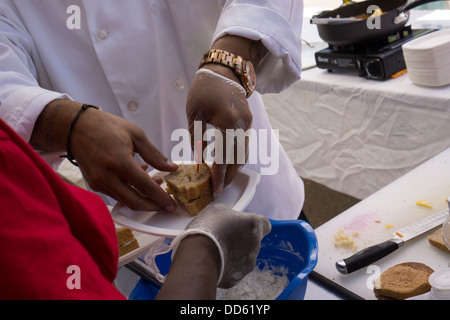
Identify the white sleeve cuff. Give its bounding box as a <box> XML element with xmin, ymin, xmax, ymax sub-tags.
<box><xmin>1</xmin><ymin>87</ymin><xmax>71</xmax><ymax>143</ymax></box>
<box><xmin>213</xmin><ymin>2</ymin><xmax>303</xmax><ymax>93</ymax></box>
<box><xmin>0</xmin><ymin>87</ymin><xmax>72</xmax><ymax>169</ymax></box>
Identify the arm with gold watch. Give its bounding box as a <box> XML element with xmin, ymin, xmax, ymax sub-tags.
<box><xmin>198</xmin><ymin>35</ymin><xmax>267</xmax><ymax>98</ymax></box>
<box><xmin>186</xmin><ymin>35</ymin><xmax>268</xmax><ymax>194</ymax></box>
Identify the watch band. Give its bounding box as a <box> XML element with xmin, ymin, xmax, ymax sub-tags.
<box><xmin>199</xmin><ymin>49</ymin><xmax>245</xmax><ymax>75</ymax></box>
<box><xmin>199</xmin><ymin>49</ymin><xmax>255</xmax><ymax>98</ymax></box>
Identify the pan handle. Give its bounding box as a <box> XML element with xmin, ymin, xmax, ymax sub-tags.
<box><xmin>311</xmin><ymin>0</ymin><xmax>445</xmax><ymax>26</ymax></box>
<box><xmin>393</xmin><ymin>0</ymin><xmax>443</xmax><ymax>25</ymax></box>
<box><xmin>401</xmin><ymin>0</ymin><xmax>445</xmax><ymax>12</ymax></box>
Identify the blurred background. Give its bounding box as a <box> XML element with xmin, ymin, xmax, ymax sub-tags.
<box><xmin>304</xmin><ymin>0</ymin><xmax>450</xmax><ymax>9</ymax></box>
<box><xmin>290</xmin><ymin>0</ymin><xmax>450</xmax><ymax>228</ymax></box>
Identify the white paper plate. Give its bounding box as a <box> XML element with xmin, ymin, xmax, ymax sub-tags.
<box><xmin>111</xmin><ymin>163</ymin><xmax>260</xmax><ymax>238</ymax></box>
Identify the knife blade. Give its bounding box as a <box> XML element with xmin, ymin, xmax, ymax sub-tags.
<box><xmin>336</xmin><ymin>208</ymin><xmax>449</xmax><ymax>274</ymax></box>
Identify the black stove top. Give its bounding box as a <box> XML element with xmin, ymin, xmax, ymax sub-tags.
<box><xmin>315</xmin><ymin>27</ymin><xmax>436</xmax><ymax>80</ymax></box>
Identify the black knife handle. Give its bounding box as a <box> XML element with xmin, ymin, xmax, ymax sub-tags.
<box><xmin>336</xmin><ymin>239</ymin><xmax>404</xmax><ymax>274</ymax></box>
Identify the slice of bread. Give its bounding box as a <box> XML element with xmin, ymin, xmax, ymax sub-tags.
<box><xmin>116</xmin><ymin>228</ymin><xmax>140</xmax><ymax>256</ymax></box>
<box><xmin>173</xmin><ymin>193</ymin><xmax>215</xmax><ymax>216</ymax></box>
<box><xmin>374</xmin><ymin>262</ymin><xmax>434</xmax><ymax>300</ymax></box>
<box><xmin>164</xmin><ymin>163</ymin><xmax>214</xmax><ymax>216</ymax></box>
<box><xmin>428</xmin><ymin>227</ymin><xmax>450</xmax><ymax>253</ymax></box>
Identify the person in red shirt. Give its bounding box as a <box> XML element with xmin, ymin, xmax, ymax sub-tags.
<box><xmin>0</xmin><ymin>118</ymin><xmax>270</xmax><ymax>300</ymax></box>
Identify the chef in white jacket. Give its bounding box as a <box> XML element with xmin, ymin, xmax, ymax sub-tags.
<box><xmin>0</xmin><ymin>0</ymin><xmax>305</xmax><ymax>220</ymax></box>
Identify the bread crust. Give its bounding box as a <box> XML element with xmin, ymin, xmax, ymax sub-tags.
<box><xmin>116</xmin><ymin>227</ymin><xmax>134</xmax><ymax>245</ymax></box>
<box><xmin>173</xmin><ymin>193</ymin><xmax>215</xmax><ymax>216</ymax></box>
<box><xmin>165</xmin><ymin>163</ymin><xmax>212</xmax><ymax>201</ymax></box>
<box><xmin>428</xmin><ymin>227</ymin><xmax>450</xmax><ymax>253</ymax></box>
<box><xmin>374</xmin><ymin>262</ymin><xmax>434</xmax><ymax>300</ymax></box>
<box><xmin>116</xmin><ymin>228</ymin><xmax>140</xmax><ymax>256</ymax></box>
<box><xmin>119</xmin><ymin>239</ymin><xmax>140</xmax><ymax>256</ymax></box>
<box><xmin>164</xmin><ymin>163</ymin><xmax>214</xmax><ymax>215</ymax></box>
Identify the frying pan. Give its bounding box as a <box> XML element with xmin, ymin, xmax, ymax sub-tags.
<box><xmin>311</xmin><ymin>0</ymin><xmax>445</xmax><ymax>46</ymax></box>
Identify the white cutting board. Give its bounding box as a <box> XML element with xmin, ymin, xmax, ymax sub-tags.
<box><xmin>314</xmin><ymin>148</ymin><xmax>450</xmax><ymax>300</ymax></box>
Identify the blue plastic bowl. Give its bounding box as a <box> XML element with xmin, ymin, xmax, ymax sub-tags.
<box><xmin>129</xmin><ymin>219</ymin><xmax>318</xmax><ymax>300</ymax></box>
<box><xmin>261</xmin><ymin>219</ymin><xmax>318</xmax><ymax>300</ymax></box>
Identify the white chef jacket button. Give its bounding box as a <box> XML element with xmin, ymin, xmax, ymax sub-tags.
<box><xmin>151</xmin><ymin>3</ymin><xmax>159</xmax><ymax>15</ymax></box>
<box><xmin>127</xmin><ymin>101</ymin><xmax>139</xmax><ymax>111</ymax></box>
<box><xmin>96</xmin><ymin>30</ymin><xmax>108</xmax><ymax>42</ymax></box>
<box><xmin>174</xmin><ymin>79</ymin><xmax>185</xmax><ymax>91</ymax></box>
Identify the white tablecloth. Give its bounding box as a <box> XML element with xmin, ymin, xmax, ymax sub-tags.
<box><xmin>262</xmin><ymin>9</ymin><xmax>450</xmax><ymax>200</ymax></box>
<box><xmin>263</xmin><ymin>65</ymin><xmax>450</xmax><ymax>199</ymax></box>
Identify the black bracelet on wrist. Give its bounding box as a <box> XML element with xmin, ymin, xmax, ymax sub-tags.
<box><xmin>60</xmin><ymin>104</ymin><xmax>100</xmax><ymax>167</ymax></box>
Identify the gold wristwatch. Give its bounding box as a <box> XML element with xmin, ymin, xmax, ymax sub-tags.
<box><xmin>199</xmin><ymin>49</ymin><xmax>256</xmax><ymax>98</ymax></box>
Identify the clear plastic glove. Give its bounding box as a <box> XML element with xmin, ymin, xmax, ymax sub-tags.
<box><xmin>173</xmin><ymin>202</ymin><xmax>271</xmax><ymax>289</ymax></box>
<box><xmin>186</xmin><ymin>68</ymin><xmax>253</xmax><ymax>194</ymax></box>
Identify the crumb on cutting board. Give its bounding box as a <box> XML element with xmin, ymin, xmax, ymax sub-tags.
<box><xmin>416</xmin><ymin>199</ymin><xmax>432</xmax><ymax>208</ymax></box>
<box><xmin>334</xmin><ymin>229</ymin><xmax>358</xmax><ymax>252</ymax></box>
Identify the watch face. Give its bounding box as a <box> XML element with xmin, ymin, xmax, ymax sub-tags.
<box><xmin>245</xmin><ymin>61</ymin><xmax>256</xmax><ymax>90</ymax></box>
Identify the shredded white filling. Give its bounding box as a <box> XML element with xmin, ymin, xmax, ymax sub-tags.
<box><xmin>216</xmin><ymin>263</ymin><xmax>290</xmax><ymax>300</ymax></box>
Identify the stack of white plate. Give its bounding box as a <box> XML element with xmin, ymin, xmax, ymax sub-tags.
<box><xmin>402</xmin><ymin>29</ymin><xmax>450</xmax><ymax>87</ymax></box>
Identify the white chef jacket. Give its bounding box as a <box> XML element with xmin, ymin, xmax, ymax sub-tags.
<box><xmin>0</xmin><ymin>0</ymin><xmax>304</xmax><ymax>220</ymax></box>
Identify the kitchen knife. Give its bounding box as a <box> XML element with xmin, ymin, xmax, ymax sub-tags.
<box><xmin>336</xmin><ymin>208</ymin><xmax>449</xmax><ymax>274</ymax></box>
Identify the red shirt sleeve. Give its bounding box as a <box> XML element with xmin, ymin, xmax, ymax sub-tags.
<box><xmin>0</xmin><ymin>119</ymin><xmax>125</xmax><ymax>300</ymax></box>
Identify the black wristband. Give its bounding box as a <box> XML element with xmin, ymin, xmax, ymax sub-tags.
<box><xmin>60</xmin><ymin>104</ymin><xmax>100</xmax><ymax>167</ymax></box>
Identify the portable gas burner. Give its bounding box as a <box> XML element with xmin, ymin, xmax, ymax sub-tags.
<box><xmin>315</xmin><ymin>26</ymin><xmax>436</xmax><ymax>80</ymax></box>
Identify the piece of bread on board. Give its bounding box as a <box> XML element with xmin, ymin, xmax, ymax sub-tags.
<box><xmin>374</xmin><ymin>262</ymin><xmax>434</xmax><ymax>300</ymax></box>
<box><xmin>428</xmin><ymin>227</ymin><xmax>450</xmax><ymax>253</ymax></box>
<box><xmin>164</xmin><ymin>163</ymin><xmax>214</xmax><ymax>216</ymax></box>
<box><xmin>116</xmin><ymin>228</ymin><xmax>140</xmax><ymax>256</ymax></box>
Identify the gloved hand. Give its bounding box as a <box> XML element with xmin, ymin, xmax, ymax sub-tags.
<box><xmin>173</xmin><ymin>202</ymin><xmax>271</xmax><ymax>289</ymax></box>
<box><xmin>186</xmin><ymin>67</ymin><xmax>253</xmax><ymax>194</ymax></box>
